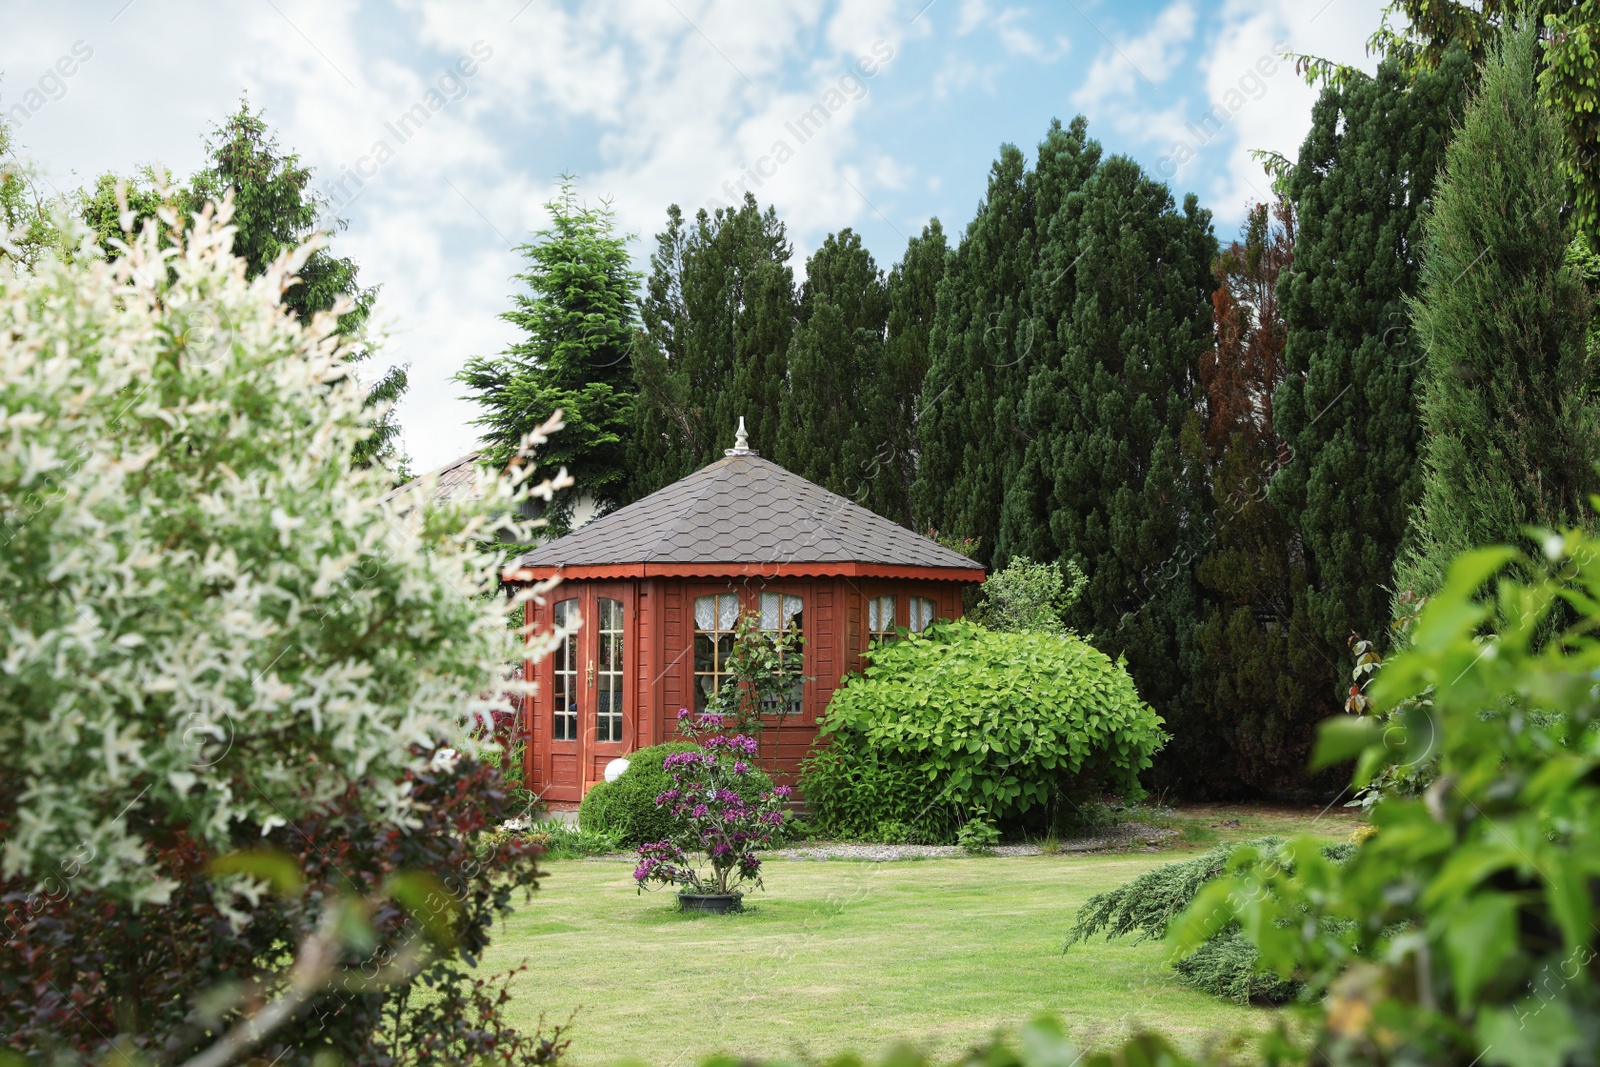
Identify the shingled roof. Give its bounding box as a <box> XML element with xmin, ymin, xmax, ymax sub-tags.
<box><xmin>507</xmin><ymin>451</ymin><xmax>984</xmax><ymax>581</ymax></box>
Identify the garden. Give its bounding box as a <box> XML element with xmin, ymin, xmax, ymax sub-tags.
<box><xmin>5</xmin><ymin>10</ymin><xmax>1600</xmax><ymax>1067</ymax></box>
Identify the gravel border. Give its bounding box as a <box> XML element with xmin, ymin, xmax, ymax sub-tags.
<box><xmin>579</xmin><ymin>823</ymin><xmax>1177</xmax><ymax>862</ymax></box>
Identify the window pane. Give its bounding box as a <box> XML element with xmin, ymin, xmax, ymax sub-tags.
<box><xmin>760</xmin><ymin>592</ymin><xmax>780</xmax><ymax>630</ymax></box>
<box><xmin>718</xmin><ymin>593</ymin><xmax>739</xmax><ymax>631</ymax></box>
<box><xmin>694</xmin><ymin>595</ymin><xmax>714</xmax><ymax>631</ymax></box>
<box><xmin>868</xmin><ymin>598</ymin><xmax>881</xmax><ymax>631</ymax></box>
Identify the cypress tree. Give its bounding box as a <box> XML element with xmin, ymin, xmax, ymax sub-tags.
<box><xmin>627</xmin><ymin>195</ymin><xmax>794</xmax><ymax>498</ymax></box>
<box><xmin>996</xmin><ymin>146</ymin><xmax>1216</xmax><ymax>756</ymax></box>
<box><xmin>458</xmin><ymin>179</ymin><xmax>640</xmax><ymax>531</ymax></box>
<box><xmin>1272</xmin><ymin>49</ymin><xmax>1473</xmax><ymax>672</ymax></box>
<box><xmin>774</xmin><ymin>229</ymin><xmax>888</xmax><ymax>500</ymax></box>
<box><xmin>1395</xmin><ymin>24</ymin><xmax>1600</xmax><ymax>601</ymax></box>
<box><xmin>913</xmin><ymin>118</ymin><xmax>1101</xmax><ymax>559</ymax></box>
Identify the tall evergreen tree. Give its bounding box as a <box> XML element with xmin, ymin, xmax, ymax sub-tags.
<box><xmin>868</xmin><ymin>220</ymin><xmax>947</xmax><ymax>529</ymax></box>
<box><xmin>1190</xmin><ymin>199</ymin><xmax>1342</xmax><ymax>801</ymax></box>
<box><xmin>1395</xmin><ymin>24</ymin><xmax>1600</xmax><ymax>602</ymax></box>
<box><xmin>913</xmin><ymin>118</ymin><xmax>1101</xmax><ymax>559</ymax></box>
<box><xmin>627</xmin><ymin>195</ymin><xmax>795</xmax><ymax>497</ymax></box>
<box><xmin>995</xmin><ymin>141</ymin><xmax>1217</xmax><ymax>757</ymax></box>
<box><xmin>77</xmin><ymin>101</ymin><xmax>407</xmax><ymax>470</ymax></box>
<box><xmin>458</xmin><ymin>179</ymin><xmax>641</xmax><ymax>531</ymax></box>
<box><xmin>774</xmin><ymin>229</ymin><xmax>888</xmax><ymax>500</ymax></box>
<box><xmin>1271</xmin><ymin>49</ymin><xmax>1473</xmax><ymax>675</ymax></box>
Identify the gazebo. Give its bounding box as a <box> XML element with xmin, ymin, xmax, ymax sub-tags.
<box><xmin>504</xmin><ymin>421</ymin><xmax>986</xmax><ymax>803</ymax></box>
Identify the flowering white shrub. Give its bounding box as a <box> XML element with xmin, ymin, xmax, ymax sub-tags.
<box><xmin>0</xmin><ymin>194</ymin><xmax>564</xmax><ymax>903</ymax></box>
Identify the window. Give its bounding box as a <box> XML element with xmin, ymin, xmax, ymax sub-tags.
<box><xmin>908</xmin><ymin>596</ymin><xmax>939</xmax><ymax>633</ymax></box>
<box><xmin>596</xmin><ymin>597</ymin><xmax>624</xmax><ymax>743</ymax></box>
<box><xmin>867</xmin><ymin>594</ymin><xmax>897</xmax><ymax>647</ymax></box>
<box><xmin>759</xmin><ymin>592</ymin><xmax>805</xmax><ymax>717</ymax></box>
<box><xmin>552</xmin><ymin>598</ymin><xmax>578</xmax><ymax>741</ymax></box>
<box><xmin>693</xmin><ymin>592</ymin><xmax>740</xmax><ymax>711</ymax></box>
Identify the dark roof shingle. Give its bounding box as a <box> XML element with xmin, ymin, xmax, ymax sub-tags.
<box><xmin>516</xmin><ymin>453</ymin><xmax>979</xmax><ymax>572</ymax></box>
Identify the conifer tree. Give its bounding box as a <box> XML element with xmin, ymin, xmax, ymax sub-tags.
<box><xmin>996</xmin><ymin>144</ymin><xmax>1216</xmax><ymax>748</ymax></box>
<box><xmin>774</xmin><ymin>229</ymin><xmax>888</xmax><ymax>500</ymax></box>
<box><xmin>458</xmin><ymin>179</ymin><xmax>641</xmax><ymax>531</ymax></box>
<box><xmin>870</xmin><ymin>220</ymin><xmax>947</xmax><ymax>528</ymax></box>
<box><xmin>1190</xmin><ymin>199</ymin><xmax>1342</xmax><ymax>800</ymax></box>
<box><xmin>913</xmin><ymin>118</ymin><xmax>1101</xmax><ymax>559</ymax></box>
<box><xmin>1271</xmin><ymin>49</ymin><xmax>1472</xmax><ymax>672</ymax></box>
<box><xmin>77</xmin><ymin>101</ymin><xmax>408</xmax><ymax>470</ymax></box>
<box><xmin>1395</xmin><ymin>24</ymin><xmax>1600</xmax><ymax>602</ymax></box>
<box><xmin>627</xmin><ymin>195</ymin><xmax>795</xmax><ymax>498</ymax></box>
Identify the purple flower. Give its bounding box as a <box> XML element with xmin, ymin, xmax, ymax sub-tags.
<box><xmin>733</xmin><ymin>761</ymin><xmax>749</xmax><ymax>775</ymax></box>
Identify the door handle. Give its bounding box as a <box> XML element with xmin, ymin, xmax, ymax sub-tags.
<box><xmin>586</xmin><ymin>659</ymin><xmax>595</xmax><ymax>688</ymax></box>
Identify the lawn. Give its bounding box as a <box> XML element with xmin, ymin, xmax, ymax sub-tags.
<box><xmin>485</xmin><ymin>805</ymin><xmax>1361</xmax><ymax>1065</ymax></box>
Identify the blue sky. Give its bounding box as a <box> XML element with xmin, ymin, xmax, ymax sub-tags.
<box><xmin>3</xmin><ymin>0</ymin><xmax>1386</xmax><ymax>472</ymax></box>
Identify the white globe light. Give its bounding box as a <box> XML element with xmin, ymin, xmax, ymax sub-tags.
<box><xmin>604</xmin><ymin>757</ymin><xmax>631</xmax><ymax>783</ymax></box>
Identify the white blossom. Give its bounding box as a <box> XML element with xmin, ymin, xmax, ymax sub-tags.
<box><xmin>0</xmin><ymin>195</ymin><xmax>564</xmax><ymax>900</ymax></box>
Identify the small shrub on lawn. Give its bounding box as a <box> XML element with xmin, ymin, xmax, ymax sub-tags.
<box><xmin>802</xmin><ymin>620</ymin><xmax>1166</xmax><ymax>834</ymax></box>
<box><xmin>578</xmin><ymin>742</ymin><xmax>700</xmax><ymax>847</ymax></box>
<box><xmin>1064</xmin><ymin>836</ymin><xmax>1355</xmax><ymax>1003</ymax></box>
<box><xmin>798</xmin><ymin>737</ymin><xmax>961</xmax><ymax>842</ymax></box>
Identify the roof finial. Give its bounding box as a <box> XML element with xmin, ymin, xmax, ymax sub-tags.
<box><xmin>725</xmin><ymin>416</ymin><xmax>756</xmax><ymax>457</ymax></box>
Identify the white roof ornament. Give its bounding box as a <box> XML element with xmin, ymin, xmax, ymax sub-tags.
<box><xmin>725</xmin><ymin>415</ymin><xmax>757</xmax><ymax>456</ymax></box>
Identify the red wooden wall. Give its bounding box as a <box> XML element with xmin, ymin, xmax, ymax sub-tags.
<box><xmin>522</xmin><ymin>575</ymin><xmax>968</xmax><ymax>801</ymax></box>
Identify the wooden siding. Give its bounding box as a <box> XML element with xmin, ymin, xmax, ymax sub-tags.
<box><xmin>522</xmin><ymin>574</ymin><xmax>974</xmax><ymax>795</ymax></box>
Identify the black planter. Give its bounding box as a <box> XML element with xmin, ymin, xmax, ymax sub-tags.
<box><xmin>678</xmin><ymin>892</ymin><xmax>743</xmax><ymax>914</ymax></box>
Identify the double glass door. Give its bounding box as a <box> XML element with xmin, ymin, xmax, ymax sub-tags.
<box><xmin>544</xmin><ymin>584</ymin><xmax>629</xmax><ymax>800</ymax></box>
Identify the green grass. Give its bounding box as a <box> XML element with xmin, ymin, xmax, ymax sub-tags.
<box><xmin>484</xmin><ymin>805</ymin><xmax>1360</xmax><ymax>1065</ymax></box>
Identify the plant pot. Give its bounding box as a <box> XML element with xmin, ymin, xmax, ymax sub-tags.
<box><xmin>678</xmin><ymin>892</ymin><xmax>743</xmax><ymax>914</ymax></box>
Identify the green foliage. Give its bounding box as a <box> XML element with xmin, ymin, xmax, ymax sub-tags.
<box><xmin>970</xmin><ymin>555</ymin><xmax>1086</xmax><ymax>635</ymax></box>
<box><xmin>459</xmin><ymin>178</ymin><xmax>641</xmax><ymax>530</ymax></box>
<box><xmin>956</xmin><ymin>819</ymin><xmax>1000</xmax><ymax>854</ymax></box>
<box><xmin>577</xmin><ymin>742</ymin><xmax>699</xmax><ymax>848</ymax></box>
<box><xmin>627</xmin><ymin>195</ymin><xmax>794</xmax><ymax>500</ymax></box>
<box><xmin>1065</xmin><ymin>837</ymin><xmax>1354</xmax><ymax>1004</ymax></box>
<box><xmin>1167</xmin><ymin>524</ymin><xmax>1600</xmax><ymax>1064</ymax></box>
<box><xmin>702</xmin><ymin>610</ymin><xmax>806</xmax><ymax>741</ymax></box>
<box><xmin>871</xmin><ymin>220</ymin><xmax>947</xmax><ymax>527</ymax></box>
<box><xmin>0</xmin><ymin>202</ymin><xmax>555</xmax><ymax>901</ymax></box>
<box><xmin>526</xmin><ymin>818</ymin><xmax>624</xmax><ymax>860</ymax></box>
<box><xmin>1271</xmin><ymin>48</ymin><xmax>1472</xmax><ymax>719</ymax></box>
<box><xmin>75</xmin><ymin>99</ymin><xmax>407</xmax><ymax>470</ymax></box>
<box><xmin>1395</xmin><ymin>24</ymin><xmax>1600</xmax><ymax>604</ymax></box>
<box><xmin>774</xmin><ymin>228</ymin><xmax>889</xmax><ymax>504</ymax></box>
<box><xmin>799</xmin><ymin>734</ymin><xmax>959</xmax><ymax>842</ymax></box>
<box><xmin>0</xmin><ymin>114</ymin><xmax>57</xmax><ymax>271</ymax></box>
<box><xmin>807</xmin><ymin>620</ymin><xmax>1166</xmax><ymax>829</ymax></box>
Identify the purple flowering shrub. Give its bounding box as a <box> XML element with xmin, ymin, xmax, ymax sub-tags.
<box><xmin>633</xmin><ymin>710</ymin><xmax>791</xmax><ymax>898</ymax></box>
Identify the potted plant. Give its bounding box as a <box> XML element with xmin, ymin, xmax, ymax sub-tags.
<box><xmin>632</xmin><ymin>712</ymin><xmax>789</xmax><ymax>912</ymax></box>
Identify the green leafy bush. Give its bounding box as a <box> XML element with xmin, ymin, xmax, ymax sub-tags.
<box><xmin>970</xmin><ymin>556</ymin><xmax>1087</xmax><ymax>634</ymax></box>
<box><xmin>802</xmin><ymin>620</ymin><xmax>1166</xmax><ymax>834</ymax></box>
<box><xmin>798</xmin><ymin>736</ymin><xmax>960</xmax><ymax>842</ymax></box>
<box><xmin>1065</xmin><ymin>837</ymin><xmax>1354</xmax><ymax>1004</ymax></box>
<box><xmin>578</xmin><ymin>742</ymin><xmax>697</xmax><ymax>847</ymax></box>
<box><xmin>579</xmin><ymin>742</ymin><xmax>778</xmax><ymax>848</ymax></box>
<box><xmin>956</xmin><ymin>819</ymin><xmax>1000</xmax><ymax>854</ymax></box>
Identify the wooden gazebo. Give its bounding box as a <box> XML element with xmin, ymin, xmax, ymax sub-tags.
<box><xmin>504</xmin><ymin>423</ymin><xmax>985</xmax><ymax>803</ymax></box>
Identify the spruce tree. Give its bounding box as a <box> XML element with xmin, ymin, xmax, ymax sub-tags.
<box><xmin>995</xmin><ymin>145</ymin><xmax>1217</xmax><ymax>754</ymax></box>
<box><xmin>1271</xmin><ymin>49</ymin><xmax>1472</xmax><ymax>673</ymax></box>
<box><xmin>627</xmin><ymin>195</ymin><xmax>795</xmax><ymax>498</ymax></box>
<box><xmin>458</xmin><ymin>179</ymin><xmax>641</xmax><ymax>530</ymax></box>
<box><xmin>774</xmin><ymin>229</ymin><xmax>888</xmax><ymax>500</ymax></box>
<box><xmin>1395</xmin><ymin>25</ymin><xmax>1600</xmax><ymax>601</ymax></box>
<box><xmin>913</xmin><ymin>118</ymin><xmax>1101</xmax><ymax>558</ymax></box>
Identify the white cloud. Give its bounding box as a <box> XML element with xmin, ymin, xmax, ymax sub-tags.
<box><xmin>1072</xmin><ymin>0</ymin><xmax>1196</xmax><ymax>113</ymax></box>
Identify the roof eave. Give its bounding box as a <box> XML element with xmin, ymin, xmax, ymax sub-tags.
<box><xmin>502</xmin><ymin>561</ymin><xmax>986</xmax><ymax>584</ymax></box>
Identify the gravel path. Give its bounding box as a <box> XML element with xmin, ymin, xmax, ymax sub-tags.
<box><xmin>580</xmin><ymin>823</ymin><xmax>1177</xmax><ymax>862</ymax></box>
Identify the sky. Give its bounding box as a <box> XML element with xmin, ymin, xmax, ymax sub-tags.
<box><xmin>3</xmin><ymin>0</ymin><xmax>1387</xmax><ymax>474</ymax></box>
